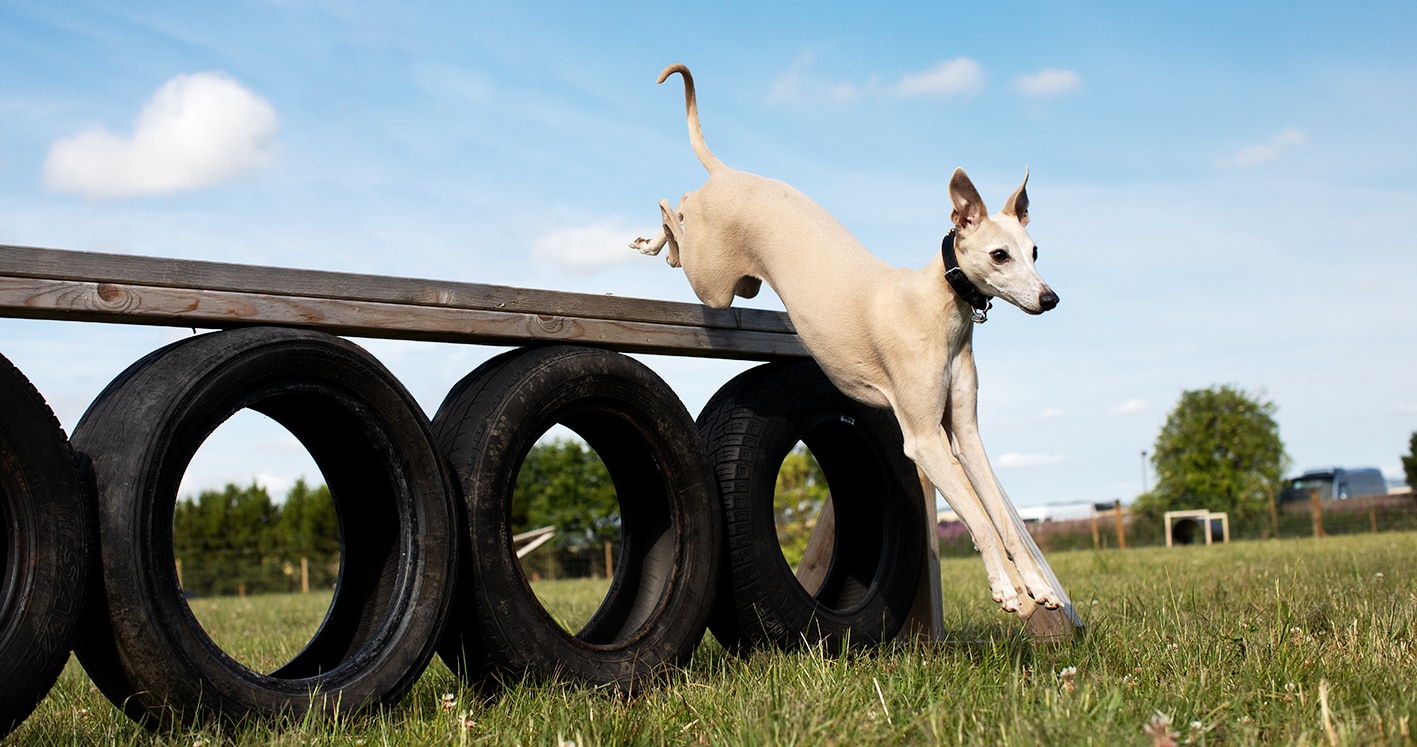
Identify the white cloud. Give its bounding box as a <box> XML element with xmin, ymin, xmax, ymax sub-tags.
<box><xmin>532</xmin><ymin>221</ymin><xmax>652</xmax><ymax>272</ymax></box>
<box><xmin>829</xmin><ymin>82</ymin><xmax>864</xmax><ymax>104</ymax></box>
<box><xmin>895</xmin><ymin>58</ymin><xmax>985</xmax><ymax>98</ymax></box>
<box><xmin>1110</xmin><ymin>399</ymin><xmax>1148</xmax><ymax>415</ymax></box>
<box><xmin>254</xmin><ymin>472</ymin><xmax>296</xmax><ymax>498</ymax></box>
<box><xmin>770</xmin><ymin>57</ymin><xmax>985</xmax><ymax>105</ymax></box>
<box><xmin>1013</xmin><ymin>68</ymin><xmax>1083</xmax><ymax>97</ymax></box>
<box><xmin>1221</xmin><ymin>127</ymin><xmax>1308</xmax><ymax>169</ymax></box>
<box><xmin>996</xmin><ymin>452</ymin><xmax>1065</xmax><ymax>468</ymax></box>
<box><xmin>44</xmin><ymin>71</ymin><xmax>278</xmax><ymax>199</ymax></box>
<box><xmin>768</xmin><ymin>54</ymin><xmax>815</xmax><ymax>105</ymax></box>
<box><xmin>1038</xmin><ymin>407</ymin><xmax>1067</xmax><ymax>420</ymax></box>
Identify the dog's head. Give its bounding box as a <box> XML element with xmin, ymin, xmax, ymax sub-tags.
<box><xmin>948</xmin><ymin>168</ymin><xmax>1058</xmax><ymax>315</ymax></box>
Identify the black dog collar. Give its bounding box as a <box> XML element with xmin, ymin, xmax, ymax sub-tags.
<box><xmin>941</xmin><ymin>230</ymin><xmax>992</xmax><ymax>324</ymax></box>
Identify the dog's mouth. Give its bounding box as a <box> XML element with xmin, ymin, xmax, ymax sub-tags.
<box><xmin>1012</xmin><ymin>290</ymin><xmax>1059</xmax><ymax>316</ymax></box>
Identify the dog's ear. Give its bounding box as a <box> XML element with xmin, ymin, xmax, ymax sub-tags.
<box><xmin>1002</xmin><ymin>168</ymin><xmax>1030</xmax><ymax>227</ymax></box>
<box><xmin>950</xmin><ymin>168</ymin><xmax>987</xmax><ymax>234</ymax></box>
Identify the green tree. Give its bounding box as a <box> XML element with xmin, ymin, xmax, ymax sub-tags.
<box><xmin>172</xmin><ymin>481</ymin><xmax>279</xmax><ymax>596</ymax></box>
<box><xmin>1403</xmin><ymin>432</ymin><xmax>1417</xmax><ymax>493</ymax></box>
<box><xmin>1137</xmin><ymin>385</ymin><xmax>1288</xmax><ymax>520</ymax></box>
<box><xmin>274</xmin><ymin>478</ymin><xmax>340</xmax><ymax>591</ymax></box>
<box><xmin>514</xmin><ymin>439</ymin><xmax>619</xmax><ymax>549</ymax></box>
<box><xmin>774</xmin><ymin>445</ymin><xmax>829</xmax><ymax>568</ymax></box>
<box><xmin>275</xmin><ymin>478</ymin><xmax>339</xmax><ymax>557</ymax></box>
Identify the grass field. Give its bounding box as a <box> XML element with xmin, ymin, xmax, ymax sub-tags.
<box><xmin>11</xmin><ymin>532</ymin><xmax>1416</xmax><ymax>745</ymax></box>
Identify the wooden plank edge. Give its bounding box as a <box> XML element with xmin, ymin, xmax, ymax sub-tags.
<box><xmin>0</xmin><ymin>244</ymin><xmax>797</xmax><ymax>336</ymax></box>
<box><xmin>0</xmin><ymin>276</ymin><xmax>809</xmax><ymax>361</ymax></box>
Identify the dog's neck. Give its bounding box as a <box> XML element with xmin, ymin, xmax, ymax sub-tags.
<box><xmin>941</xmin><ymin>230</ymin><xmax>992</xmax><ymax>324</ymax></box>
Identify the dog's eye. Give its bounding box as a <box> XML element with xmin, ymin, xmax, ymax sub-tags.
<box><xmin>989</xmin><ymin>249</ymin><xmax>1010</xmax><ymax>264</ymax></box>
<box><xmin>1032</xmin><ymin>245</ymin><xmax>1039</xmax><ymax>262</ymax></box>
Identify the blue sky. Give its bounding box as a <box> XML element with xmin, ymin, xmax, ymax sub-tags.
<box><xmin>1</xmin><ymin>1</ymin><xmax>1414</xmax><ymax>509</ymax></box>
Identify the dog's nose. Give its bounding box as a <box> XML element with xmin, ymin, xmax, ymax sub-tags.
<box><xmin>1039</xmin><ymin>289</ymin><xmax>1059</xmax><ymax>311</ymax></box>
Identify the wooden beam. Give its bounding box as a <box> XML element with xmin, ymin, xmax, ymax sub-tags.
<box><xmin>0</xmin><ymin>245</ymin><xmax>807</xmax><ymax>360</ymax></box>
<box><xmin>897</xmin><ymin>471</ymin><xmax>944</xmax><ymax>642</ymax></box>
<box><xmin>793</xmin><ymin>495</ymin><xmax>834</xmax><ymax>597</ymax></box>
<box><xmin>0</xmin><ymin>244</ymin><xmax>795</xmax><ymax>333</ymax></box>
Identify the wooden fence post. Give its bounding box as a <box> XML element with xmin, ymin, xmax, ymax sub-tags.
<box><xmin>1310</xmin><ymin>488</ymin><xmax>1327</xmax><ymax>538</ymax></box>
<box><xmin>1113</xmin><ymin>499</ymin><xmax>1126</xmax><ymax>549</ymax></box>
<box><xmin>1267</xmin><ymin>485</ymin><xmax>1279</xmax><ymax>539</ymax></box>
<box><xmin>301</xmin><ymin>556</ymin><xmax>310</xmax><ymax>593</ymax></box>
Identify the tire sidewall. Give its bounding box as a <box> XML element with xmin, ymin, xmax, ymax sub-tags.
<box><xmin>435</xmin><ymin>345</ymin><xmax>719</xmax><ymax>690</ymax></box>
<box><xmin>701</xmin><ymin>359</ymin><xmax>924</xmax><ymax>652</ymax></box>
<box><xmin>0</xmin><ymin>354</ymin><xmax>90</xmax><ymax>737</ymax></box>
<box><xmin>71</xmin><ymin>327</ymin><xmax>455</xmax><ymax>727</ymax></box>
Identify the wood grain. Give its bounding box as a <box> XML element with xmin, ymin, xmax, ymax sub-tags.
<box><xmin>0</xmin><ymin>246</ymin><xmax>807</xmax><ymax>360</ymax></box>
<box><xmin>0</xmin><ymin>244</ymin><xmax>796</xmax><ymax>334</ymax></box>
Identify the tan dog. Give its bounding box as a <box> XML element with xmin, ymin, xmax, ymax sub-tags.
<box><xmin>633</xmin><ymin>63</ymin><xmax>1070</xmax><ymax>616</ymax></box>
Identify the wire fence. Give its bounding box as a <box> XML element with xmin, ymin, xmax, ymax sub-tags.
<box><xmin>175</xmin><ymin>541</ymin><xmax>620</xmax><ymax>598</ymax></box>
<box><xmin>176</xmin><ymin>550</ymin><xmax>340</xmax><ymax>598</ymax></box>
<box><xmin>939</xmin><ymin>493</ymin><xmax>1417</xmax><ymax>556</ymax></box>
<box><xmin>174</xmin><ymin>495</ymin><xmax>1417</xmax><ymax>597</ymax></box>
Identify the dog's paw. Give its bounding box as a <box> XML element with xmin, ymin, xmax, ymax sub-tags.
<box><xmin>629</xmin><ymin>236</ymin><xmax>662</xmax><ymax>256</ymax></box>
<box><xmin>1021</xmin><ymin>572</ymin><xmax>1064</xmax><ymax>609</ymax></box>
<box><xmin>991</xmin><ymin>584</ymin><xmax>1024</xmax><ymax>613</ymax></box>
<box><xmin>1030</xmin><ymin>591</ymin><xmax>1064</xmax><ymax>610</ymax></box>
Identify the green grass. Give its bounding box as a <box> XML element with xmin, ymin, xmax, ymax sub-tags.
<box><xmin>185</xmin><ymin>592</ymin><xmax>337</xmax><ymax>674</ymax></box>
<box><xmin>12</xmin><ymin>533</ymin><xmax>1417</xmax><ymax>745</ymax></box>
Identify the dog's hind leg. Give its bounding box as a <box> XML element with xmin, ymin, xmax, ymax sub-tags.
<box><xmin>629</xmin><ymin>228</ymin><xmax>669</xmax><ymax>257</ymax></box>
<box><xmin>630</xmin><ymin>198</ymin><xmax>684</xmax><ymax>267</ymax></box>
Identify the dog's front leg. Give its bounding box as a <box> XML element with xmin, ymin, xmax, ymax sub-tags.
<box><xmin>892</xmin><ymin>391</ymin><xmax>1026</xmax><ymax>612</ymax></box>
<box><xmin>945</xmin><ymin>345</ymin><xmax>1063</xmax><ymax>609</ymax></box>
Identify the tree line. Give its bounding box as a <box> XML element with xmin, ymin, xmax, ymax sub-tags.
<box><xmin>174</xmin><ymin>478</ymin><xmax>338</xmax><ymax>597</ymax></box>
<box><xmin>173</xmin><ymin>439</ymin><xmax>653</xmax><ymax>596</ymax></box>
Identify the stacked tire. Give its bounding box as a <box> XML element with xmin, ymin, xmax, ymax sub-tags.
<box><xmin>71</xmin><ymin>328</ymin><xmax>457</xmax><ymax>730</ymax></box>
<box><xmin>2</xmin><ymin>329</ymin><xmax>926</xmax><ymax>733</ymax></box>
<box><xmin>698</xmin><ymin>360</ymin><xmax>926</xmax><ymax>654</ymax></box>
<box><xmin>0</xmin><ymin>354</ymin><xmax>92</xmax><ymax>739</ymax></box>
<box><xmin>432</xmin><ymin>345</ymin><xmax>721</xmax><ymax>692</ymax></box>
<box><xmin>65</xmin><ymin>334</ymin><xmax>726</xmax><ymax>727</ymax></box>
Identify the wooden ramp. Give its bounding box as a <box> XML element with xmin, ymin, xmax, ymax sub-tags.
<box><xmin>0</xmin><ymin>244</ymin><xmax>807</xmax><ymax>360</ymax></box>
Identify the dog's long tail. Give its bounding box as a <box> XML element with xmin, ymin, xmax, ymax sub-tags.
<box><xmin>658</xmin><ymin>63</ymin><xmax>725</xmax><ymax>175</ymax></box>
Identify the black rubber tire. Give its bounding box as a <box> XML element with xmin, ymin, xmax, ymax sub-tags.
<box><xmin>699</xmin><ymin>359</ymin><xmax>925</xmax><ymax>654</ymax></box>
<box><xmin>0</xmin><ymin>354</ymin><xmax>91</xmax><ymax>738</ymax></box>
<box><xmin>70</xmin><ymin>327</ymin><xmax>457</xmax><ymax>730</ymax></box>
<box><xmin>432</xmin><ymin>345</ymin><xmax>720</xmax><ymax>692</ymax></box>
